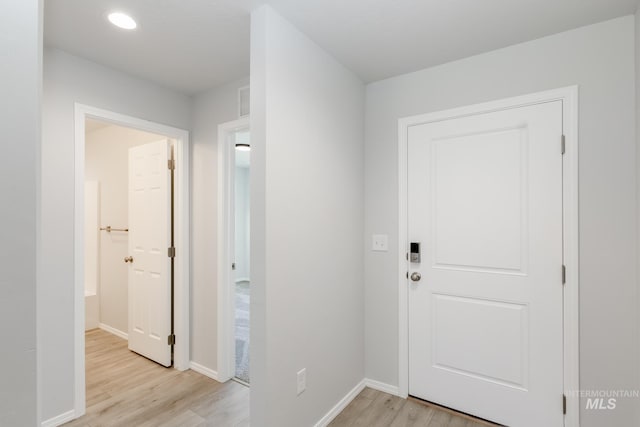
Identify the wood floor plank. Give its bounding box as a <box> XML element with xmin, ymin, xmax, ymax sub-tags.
<box><xmin>189</xmin><ymin>380</ymin><xmax>248</xmax><ymax>419</ymax></box>
<box><xmin>85</xmin><ymin>390</ymin><xmax>111</xmax><ymax>408</ymax></box>
<box><xmin>71</xmin><ymin>330</ymin><xmax>504</xmax><ymax>427</ymax></box>
<box><xmin>138</xmin><ymin>409</ymin><xmax>206</xmax><ymax>427</ymax></box>
<box><xmin>332</xmin><ymin>389</ymin><xmax>500</xmax><ymax>427</ymax></box>
<box><xmin>359</xmin><ymin>387</ymin><xmax>379</xmax><ymax>400</ymax></box>
<box><xmin>389</xmin><ymin>399</ymin><xmax>434</xmax><ymax>427</ymax></box>
<box><xmin>426</xmin><ymin>410</ymin><xmax>454</xmax><ymax>427</ymax></box>
<box><xmin>329</xmin><ymin>391</ymin><xmax>375</xmax><ymax>427</ymax></box>
<box><xmin>203</xmin><ymin>390</ymin><xmax>250</xmax><ymax>427</ymax></box>
<box><xmin>447</xmin><ymin>415</ymin><xmax>469</xmax><ymax>427</ymax></box>
<box><xmin>350</xmin><ymin>392</ymin><xmax>405</xmax><ymax>427</ymax></box>
<box><xmin>409</xmin><ymin>398</ymin><xmax>499</xmax><ymax>427</ymax></box>
<box><xmin>63</xmin><ymin>330</ymin><xmax>249</xmax><ymax>427</ymax></box>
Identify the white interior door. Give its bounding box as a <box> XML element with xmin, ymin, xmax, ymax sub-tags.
<box><xmin>407</xmin><ymin>101</ymin><xmax>564</xmax><ymax>427</ymax></box>
<box><xmin>127</xmin><ymin>139</ymin><xmax>172</xmax><ymax>367</ymax></box>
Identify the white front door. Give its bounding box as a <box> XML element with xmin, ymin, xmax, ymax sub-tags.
<box><xmin>407</xmin><ymin>101</ymin><xmax>564</xmax><ymax>426</ymax></box>
<box><xmin>127</xmin><ymin>139</ymin><xmax>172</xmax><ymax>367</ymax></box>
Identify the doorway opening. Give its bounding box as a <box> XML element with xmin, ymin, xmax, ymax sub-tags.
<box><xmin>233</xmin><ymin>129</ymin><xmax>251</xmax><ymax>384</ymax></box>
<box><xmin>217</xmin><ymin>117</ymin><xmax>250</xmax><ymax>385</ymax></box>
<box><xmin>73</xmin><ymin>104</ymin><xmax>191</xmax><ymax>417</ymax></box>
<box><xmin>84</xmin><ymin>117</ymin><xmax>172</xmax><ymax>340</ymax></box>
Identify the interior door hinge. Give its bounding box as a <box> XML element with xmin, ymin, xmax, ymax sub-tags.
<box><xmin>562</xmin><ymin>264</ymin><xmax>566</xmax><ymax>285</ymax></box>
<box><xmin>563</xmin><ymin>394</ymin><xmax>567</xmax><ymax>414</ymax></box>
<box><xmin>168</xmin><ymin>334</ymin><xmax>176</xmax><ymax>346</ymax></box>
<box><xmin>561</xmin><ymin>135</ymin><xmax>566</xmax><ymax>155</ymax></box>
<box><xmin>168</xmin><ymin>159</ymin><xmax>176</xmax><ymax>170</ymax></box>
<box><xmin>168</xmin><ymin>247</ymin><xmax>176</xmax><ymax>258</ymax></box>
<box><xmin>232</xmin><ymin>262</ymin><xmax>236</xmax><ymax>271</ymax></box>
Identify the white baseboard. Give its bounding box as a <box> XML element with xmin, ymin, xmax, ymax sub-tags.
<box><xmin>41</xmin><ymin>409</ymin><xmax>75</xmax><ymax>427</ymax></box>
<box><xmin>314</xmin><ymin>379</ymin><xmax>366</xmax><ymax>427</ymax></box>
<box><xmin>190</xmin><ymin>361</ymin><xmax>220</xmax><ymax>382</ymax></box>
<box><xmin>99</xmin><ymin>323</ymin><xmax>128</xmax><ymax>340</ymax></box>
<box><xmin>314</xmin><ymin>378</ymin><xmax>402</xmax><ymax>427</ymax></box>
<box><xmin>364</xmin><ymin>378</ymin><xmax>401</xmax><ymax>397</ymax></box>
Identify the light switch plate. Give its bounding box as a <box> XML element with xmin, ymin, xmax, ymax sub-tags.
<box><xmin>372</xmin><ymin>234</ymin><xmax>388</xmax><ymax>252</ymax></box>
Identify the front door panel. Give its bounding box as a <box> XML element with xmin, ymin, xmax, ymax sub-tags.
<box><xmin>407</xmin><ymin>101</ymin><xmax>563</xmax><ymax>427</ymax></box>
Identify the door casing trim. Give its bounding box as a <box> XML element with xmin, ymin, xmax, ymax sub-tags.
<box><xmin>216</xmin><ymin>117</ymin><xmax>250</xmax><ymax>382</ymax></box>
<box><xmin>73</xmin><ymin>103</ymin><xmax>191</xmax><ymax>418</ymax></box>
<box><xmin>397</xmin><ymin>86</ymin><xmax>579</xmax><ymax>427</ymax></box>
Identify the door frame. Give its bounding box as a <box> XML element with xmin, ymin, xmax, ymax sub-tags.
<box><xmin>217</xmin><ymin>117</ymin><xmax>250</xmax><ymax>382</ymax></box>
<box><xmin>73</xmin><ymin>103</ymin><xmax>191</xmax><ymax>417</ymax></box>
<box><xmin>397</xmin><ymin>86</ymin><xmax>579</xmax><ymax>426</ymax></box>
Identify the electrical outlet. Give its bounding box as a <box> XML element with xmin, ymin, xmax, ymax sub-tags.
<box><xmin>372</xmin><ymin>234</ymin><xmax>388</xmax><ymax>252</ymax></box>
<box><xmin>297</xmin><ymin>368</ymin><xmax>306</xmax><ymax>395</ymax></box>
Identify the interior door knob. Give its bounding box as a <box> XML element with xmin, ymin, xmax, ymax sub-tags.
<box><xmin>124</xmin><ymin>256</ymin><xmax>134</xmax><ymax>263</ymax></box>
<box><xmin>410</xmin><ymin>272</ymin><xmax>421</xmax><ymax>282</ymax></box>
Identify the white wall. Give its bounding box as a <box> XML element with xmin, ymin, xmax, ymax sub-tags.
<box><xmin>85</xmin><ymin>124</ymin><xmax>169</xmax><ymax>334</ymax></box>
<box><xmin>190</xmin><ymin>77</ymin><xmax>249</xmax><ymax>372</ymax></box>
<box><xmin>41</xmin><ymin>47</ymin><xmax>191</xmax><ymax>421</ymax></box>
<box><xmin>0</xmin><ymin>1</ymin><xmax>40</xmax><ymax>425</ymax></box>
<box><xmin>84</xmin><ymin>181</ymin><xmax>99</xmax><ymax>331</ymax></box>
<box><xmin>635</xmin><ymin>8</ymin><xmax>640</xmax><ymax>425</ymax></box>
<box><xmin>250</xmin><ymin>6</ymin><xmax>365</xmax><ymax>426</ymax></box>
<box><xmin>364</xmin><ymin>16</ymin><xmax>639</xmax><ymax>426</ymax></box>
<box><xmin>235</xmin><ymin>165</ymin><xmax>250</xmax><ymax>281</ymax></box>
<box><xmin>84</xmin><ymin>181</ymin><xmax>99</xmax><ymax>298</ymax></box>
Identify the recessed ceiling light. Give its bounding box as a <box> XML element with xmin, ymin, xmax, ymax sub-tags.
<box><xmin>235</xmin><ymin>143</ymin><xmax>251</xmax><ymax>152</ymax></box>
<box><xmin>107</xmin><ymin>12</ymin><xmax>137</xmax><ymax>30</ymax></box>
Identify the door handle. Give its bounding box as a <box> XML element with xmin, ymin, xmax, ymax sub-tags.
<box><xmin>124</xmin><ymin>256</ymin><xmax>134</xmax><ymax>263</ymax></box>
<box><xmin>410</xmin><ymin>272</ymin><xmax>421</xmax><ymax>282</ymax></box>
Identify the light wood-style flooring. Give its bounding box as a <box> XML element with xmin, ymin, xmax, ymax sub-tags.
<box><xmin>63</xmin><ymin>329</ymin><xmax>249</xmax><ymax>427</ymax></box>
<box><xmin>66</xmin><ymin>329</ymin><xmax>495</xmax><ymax>427</ymax></box>
<box><xmin>329</xmin><ymin>387</ymin><xmax>498</xmax><ymax>427</ymax></box>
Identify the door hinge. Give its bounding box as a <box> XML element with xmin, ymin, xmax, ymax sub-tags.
<box><xmin>232</xmin><ymin>262</ymin><xmax>236</xmax><ymax>271</ymax></box>
<box><xmin>168</xmin><ymin>247</ymin><xmax>176</xmax><ymax>258</ymax></box>
<box><xmin>561</xmin><ymin>135</ymin><xmax>566</xmax><ymax>155</ymax></box>
<box><xmin>168</xmin><ymin>334</ymin><xmax>176</xmax><ymax>345</ymax></box>
<box><xmin>562</xmin><ymin>264</ymin><xmax>566</xmax><ymax>285</ymax></box>
<box><xmin>563</xmin><ymin>394</ymin><xmax>567</xmax><ymax>414</ymax></box>
<box><xmin>406</xmin><ymin>252</ymin><xmax>409</xmax><ymax>261</ymax></box>
<box><xmin>168</xmin><ymin>159</ymin><xmax>176</xmax><ymax>170</ymax></box>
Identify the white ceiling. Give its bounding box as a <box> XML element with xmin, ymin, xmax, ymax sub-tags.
<box><xmin>45</xmin><ymin>0</ymin><xmax>637</xmax><ymax>94</ymax></box>
<box><xmin>44</xmin><ymin>0</ymin><xmax>251</xmax><ymax>94</ymax></box>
